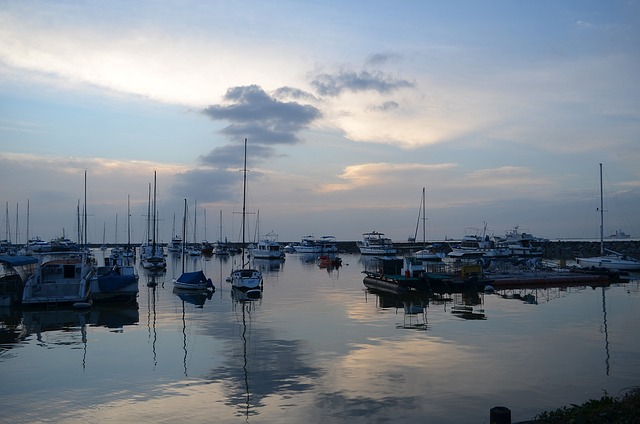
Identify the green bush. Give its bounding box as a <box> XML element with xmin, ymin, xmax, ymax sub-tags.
<box><xmin>532</xmin><ymin>387</ymin><xmax>640</xmax><ymax>423</ymax></box>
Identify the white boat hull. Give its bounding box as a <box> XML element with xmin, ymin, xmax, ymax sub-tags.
<box><xmin>576</xmin><ymin>256</ymin><xmax>640</xmax><ymax>271</ymax></box>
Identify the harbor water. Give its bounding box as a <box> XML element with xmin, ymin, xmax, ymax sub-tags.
<box><xmin>1</xmin><ymin>250</ymin><xmax>639</xmax><ymax>423</ymax></box>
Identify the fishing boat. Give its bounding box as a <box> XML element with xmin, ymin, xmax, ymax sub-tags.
<box><xmin>173</xmin><ymin>199</ymin><xmax>214</xmax><ymax>291</ymax></box>
<box><xmin>357</xmin><ymin>231</ymin><xmax>396</xmax><ymax>255</ymax></box>
<box><xmin>22</xmin><ymin>251</ymin><xmax>95</xmax><ymax>306</ymax></box>
<box><xmin>228</xmin><ymin>138</ymin><xmax>263</xmax><ymax>297</ymax></box>
<box><xmin>576</xmin><ymin>164</ymin><xmax>640</xmax><ymax>271</ymax></box>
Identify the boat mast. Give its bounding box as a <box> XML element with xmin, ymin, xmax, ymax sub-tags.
<box><xmin>4</xmin><ymin>202</ymin><xmax>10</xmax><ymax>244</ymax></box>
<box><xmin>147</xmin><ymin>183</ymin><xmax>151</xmax><ymax>246</ymax></box>
<box><xmin>599</xmin><ymin>163</ymin><xmax>604</xmax><ymax>256</ymax></box>
<box><xmin>84</xmin><ymin>170</ymin><xmax>87</xmax><ymax>248</ymax></box>
<box><xmin>241</xmin><ymin>138</ymin><xmax>248</xmax><ymax>267</ymax></box>
<box><xmin>127</xmin><ymin>195</ymin><xmax>131</xmax><ymax>249</ymax></box>
<box><xmin>15</xmin><ymin>203</ymin><xmax>19</xmax><ymax>246</ymax></box>
<box><xmin>152</xmin><ymin>171</ymin><xmax>157</xmax><ymax>254</ymax></box>
<box><xmin>422</xmin><ymin>187</ymin><xmax>426</xmax><ymax>248</ymax></box>
<box><xmin>182</xmin><ymin>199</ymin><xmax>187</xmax><ymax>273</ymax></box>
<box><xmin>26</xmin><ymin>199</ymin><xmax>29</xmax><ymax>249</ymax></box>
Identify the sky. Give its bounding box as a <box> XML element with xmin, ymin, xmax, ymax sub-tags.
<box><xmin>1</xmin><ymin>0</ymin><xmax>639</xmax><ymax>245</ymax></box>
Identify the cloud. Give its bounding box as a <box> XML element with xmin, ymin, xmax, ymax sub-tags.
<box><xmin>319</xmin><ymin>162</ymin><xmax>458</xmax><ymax>193</ymax></box>
<box><xmin>202</xmin><ymin>85</ymin><xmax>321</xmax><ymax>145</ymax></box>
<box><xmin>311</xmin><ymin>70</ymin><xmax>414</xmax><ymax>96</ymax></box>
<box><xmin>365</xmin><ymin>52</ymin><xmax>402</xmax><ymax>66</ymax></box>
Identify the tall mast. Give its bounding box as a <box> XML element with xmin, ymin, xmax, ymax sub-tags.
<box><xmin>26</xmin><ymin>199</ymin><xmax>29</xmax><ymax>248</ymax></box>
<box><xmin>77</xmin><ymin>200</ymin><xmax>81</xmax><ymax>245</ymax></box>
<box><xmin>422</xmin><ymin>187</ymin><xmax>426</xmax><ymax>247</ymax></box>
<box><xmin>182</xmin><ymin>199</ymin><xmax>187</xmax><ymax>272</ymax></box>
<box><xmin>5</xmin><ymin>202</ymin><xmax>10</xmax><ymax>243</ymax></box>
<box><xmin>152</xmin><ymin>171</ymin><xmax>157</xmax><ymax>253</ymax></box>
<box><xmin>84</xmin><ymin>170</ymin><xmax>87</xmax><ymax>247</ymax></box>
<box><xmin>15</xmin><ymin>203</ymin><xmax>19</xmax><ymax>245</ymax></box>
<box><xmin>241</xmin><ymin>138</ymin><xmax>248</xmax><ymax>266</ymax></box>
<box><xmin>193</xmin><ymin>199</ymin><xmax>197</xmax><ymax>244</ymax></box>
<box><xmin>127</xmin><ymin>195</ymin><xmax>131</xmax><ymax>248</ymax></box>
<box><xmin>147</xmin><ymin>183</ymin><xmax>151</xmax><ymax>245</ymax></box>
<box><xmin>599</xmin><ymin>163</ymin><xmax>604</xmax><ymax>256</ymax></box>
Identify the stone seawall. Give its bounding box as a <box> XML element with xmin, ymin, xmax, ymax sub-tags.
<box><xmin>335</xmin><ymin>240</ymin><xmax>640</xmax><ymax>259</ymax></box>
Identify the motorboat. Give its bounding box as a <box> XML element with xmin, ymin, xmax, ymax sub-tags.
<box><xmin>294</xmin><ymin>235</ymin><xmax>338</xmax><ymax>254</ymax></box>
<box><xmin>22</xmin><ymin>251</ymin><xmax>95</xmax><ymax>306</ymax></box>
<box><xmin>357</xmin><ymin>231</ymin><xmax>396</xmax><ymax>255</ymax></box>
<box><xmin>250</xmin><ymin>232</ymin><xmax>285</xmax><ymax>259</ymax></box>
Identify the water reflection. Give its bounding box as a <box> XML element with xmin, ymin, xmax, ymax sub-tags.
<box><xmin>0</xmin><ymin>304</ymin><xmax>139</xmax><ymax>369</ymax></box>
<box><xmin>232</xmin><ymin>290</ymin><xmax>259</xmax><ymax>419</ymax></box>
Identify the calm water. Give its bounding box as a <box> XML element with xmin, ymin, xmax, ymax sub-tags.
<box><xmin>1</xmin><ymin>250</ymin><xmax>639</xmax><ymax>424</ymax></box>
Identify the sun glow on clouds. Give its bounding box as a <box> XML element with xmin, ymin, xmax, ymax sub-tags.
<box><xmin>0</xmin><ymin>9</ymin><xmax>310</xmax><ymax>108</ymax></box>
<box><xmin>319</xmin><ymin>163</ymin><xmax>458</xmax><ymax>193</ymax></box>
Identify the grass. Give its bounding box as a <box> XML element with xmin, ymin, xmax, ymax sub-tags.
<box><xmin>529</xmin><ymin>387</ymin><xmax>640</xmax><ymax>423</ymax></box>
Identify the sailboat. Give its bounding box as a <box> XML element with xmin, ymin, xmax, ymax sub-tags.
<box><xmin>122</xmin><ymin>195</ymin><xmax>135</xmax><ymax>258</ymax></box>
<box><xmin>576</xmin><ymin>163</ymin><xmax>640</xmax><ymax>271</ymax></box>
<box><xmin>227</xmin><ymin>138</ymin><xmax>263</xmax><ymax>297</ymax></box>
<box><xmin>412</xmin><ymin>188</ymin><xmax>443</xmax><ymax>261</ymax></box>
<box><xmin>173</xmin><ymin>199</ymin><xmax>214</xmax><ymax>291</ymax></box>
<box><xmin>141</xmin><ymin>172</ymin><xmax>167</xmax><ymax>270</ymax></box>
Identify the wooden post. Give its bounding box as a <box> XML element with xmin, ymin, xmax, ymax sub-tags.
<box><xmin>490</xmin><ymin>406</ymin><xmax>511</xmax><ymax>424</ymax></box>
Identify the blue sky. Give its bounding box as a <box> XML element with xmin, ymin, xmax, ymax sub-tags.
<box><xmin>1</xmin><ymin>0</ymin><xmax>639</xmax><ymax>244</ymax></box>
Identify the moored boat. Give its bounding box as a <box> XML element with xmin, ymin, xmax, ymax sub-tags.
<box><xmin>250</xmin><ymin>232</ymin><xmax>285</xmax><ymax>259</ymax></box>
<box><xmin>576</xmin><ymin>164</ymin><xmax>640</xmax><ymax>271</ymax></box>
<box><xmin>22</xmin><ymin>251</ymin><xmax>95</xmax><ymax>306</ymax></box>
<box><xmin>91</xmin><ymin>256</ymin><xmax>139</xmax><ymax>303</ymax></box>
<box><xmin>228</xmin><ymin>138</ymin><xmax>263</xmax><ymax>297</ymax></box>
<box><xmin>357</xmin><ymin>231</ymin><xmax>396</xmax><ymax>255</ymax></box>
<box><xmin>0</xmin><ymin>254</ymin><xmax>38</xmax><ymax>306</ymax></box>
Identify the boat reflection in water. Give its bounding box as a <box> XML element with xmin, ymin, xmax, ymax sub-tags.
<box><xmin>0</xmin><ymin>304</ymin><xmax>139</xmax><ymax>370</ymax></box>
<box><xmin>231</xmin><ymin>288</ymin><xmax>262</xmax><ymax>420</ymax></box>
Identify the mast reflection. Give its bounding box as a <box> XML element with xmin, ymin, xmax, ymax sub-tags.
<box><xmin>232</xmin><ymin>288</ymin><xmax>262</xmax><ymax>420</ymax></box>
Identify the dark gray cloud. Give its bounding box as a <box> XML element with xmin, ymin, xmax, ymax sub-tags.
<box><xmin>311</xmin><ymin>70</ymin><xmax>414</xmax><ymax>96</ymax></box>
<box><xmin>203</xmin><ymin>85</ymin><xmax>321</xmax><ymax>145</ymax></box>
<box><xmin>366</xmin><ymin>52</ymin><xmax>402</xmax><ymax>66</ymax></box>
<box><xmin>372</xmin><ymin>101</ymin><xmax>400</xmax><ymax>111</ymax></box>
<box><xmin>171</xmin><ymin>168</ymin><xmax>245</xmax><ymax>202</ymax></box>
<box><xmin>173</xmin><ymin>85</ymin><xmax>319</xmax><ymax>202</ymax></box>
<box><xmin>273</xmin><ymin>86</ymin><xmax>319</xmax><ymax>102</ymax></box>
<box><xmin>198</xmin><ymin>143</ymin><xmax>278</xmax><ymax>169</ymax></box>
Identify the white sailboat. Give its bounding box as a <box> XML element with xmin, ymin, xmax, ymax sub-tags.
<box><xmin>141</xmin><ymin>172</ymin><xmax>167</xmax><ymax>270</ymax></box>
<box><xmin>576</xmin><ymin>163</ymin><xmax>640</xmax><ymax>271</ymax></box>
<box><xmin>227</xmin><ymin>138</ymin><xmax>263</xmax><ymax>297</ymax></box>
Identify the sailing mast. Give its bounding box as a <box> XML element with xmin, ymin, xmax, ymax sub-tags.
<box><xmin>127</xmin><ymin>195</ymin><xmax>131</xmax><ymax>252</ymax></box>
<box><xmin>598</xmin><ymin>163</ymin><xmax>604</xmax><ymax>256</ymax></box>
<box><xmin>241</xmin><ymin>138</ymin><xmax>248</xmax><ymax>267</ymax></box>
<box><xmin>83</xmin><ymin>170</ymin><xmax>87</xmax><ymax>248</ymax></box>
<box><xmin>421</xmin><ymin>187</ymin><xmax>426</xmax><ymax>248</ymax></box>
<box><xmin>153</xmin><ymin>172</ymin><xmax>157</xmax><ymax>255</ymax></box>
<box><xmin>182</xmin><ymin>199</ymin><xmax>187</xmax><ymax>273</ymax></box>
